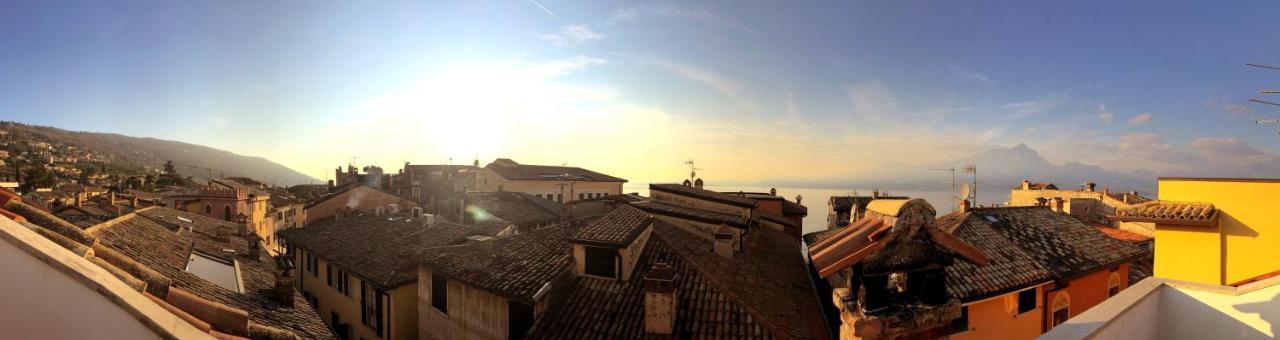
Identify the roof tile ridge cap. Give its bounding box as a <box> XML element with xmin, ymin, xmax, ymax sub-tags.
<box><xmin>650</xmin><ymin>223</ymin><xmax>797</xmax><ymax>339</ymax></box>
<box><xmin>84</xmin><ymin>206</ymin><xmax>156</xmax><ymax>236</ymax></box>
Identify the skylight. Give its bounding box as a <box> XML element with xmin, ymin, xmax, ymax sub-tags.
<box><xmin>186</xmin><ymin>250</ymin><xmax>243</xmax><ymax>293</ymax></box>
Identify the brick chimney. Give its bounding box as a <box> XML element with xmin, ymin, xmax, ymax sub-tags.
<box><xmin>713</xmin><ymin>225</ymin><xmax>734</xmax><ymax>258</ymax></box>
<box><xmin>643</xmin><ymin>262</ymin><xmax>678</xmax><ymax>336</ymax></box>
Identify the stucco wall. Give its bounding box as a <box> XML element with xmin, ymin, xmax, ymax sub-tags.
<box><xmin>474</xmin><ymin>168</ymin><xmax>622</xmax><ymax>203</ymax></box>
<box><xmin>419</xmin><ymin>269</ymin><xmax>510</xmax><ymax>340</ymax></box>
<box><xmin>294</xmin><ymin>248</ymin><xmax>397</xmax><ymax>340</ymax></box>
<box><xmin>305</xmin><ymin>186</ymin><xmax>418</xmax><ymax>225</ymax></box>
<box><xmin>1155</xmin><ymin>223</ymin><xmax>1222</xmax><ymax>285</ymax></box>
<box><xmin>1045</xmin><ymin>265</ymin><xmax>1131</xmax><ymax>332</ymax></box>
<box><xmin>954</xmin><ymin>286</ymin><xmax>1045</xmax><ymax>340</ymax></box>
<box><xmin>1159</xmin><ymin>179</ymin><xmax>1280</xmax><ymax>285</ymax></box>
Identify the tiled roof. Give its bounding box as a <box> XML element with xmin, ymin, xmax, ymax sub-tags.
<box><xmin>827</xmin><ymin>195</ymin><xmax>909</xmax><ymax>212</ymax></box>
<box><xmin>1093</xmin><ymin>225</ymin><xmax>1153</xmax><ymax>244</ymax></box>
<box><xmin>1014</xmin><ymin>182</ymin><xmax>1058</xmax><ymax>190</ymax></box>
<box><xmin>650</xmin><ymin>184</ymin><xmax>758</xmax><ymax>208</ymax></box>
<box><xmin>465</xmin><ymin>191</ymin><xmax>564</xmax><ymax>226</ymax></box>
<box><xmin>782</xmin><ymin>199</ymin><xmax>808</xmax><ymax>216</ymax></box>
<box><xmin>809</xmin><ymin>199</ymin><xmax>988</xmax><ymax>278</ymax></box>
<box><xmin>418</xmin><ymin>218</ymin><xmax>589</xmax><ymax>304</ymax></box>
<box><xmin>803</xmin><ymin>227</ymin><xmax>842</xmax><ymax>245</ymax></box>
<box><xmin>486</xmin><ymin>159</ymin><xmax>627</xmax><ymax>183</ymax></box>
<box><xmin>278</xmin><ymin>213</ymin><xmax>478</xmax><ymax>289</ymax></box>
<box><xmin>529</xmin><ymin>231</ymin><xmax>773</xmax><ymax>339</ymax></box>
<box><xmin>303</xmin><ymin>183</ymin><xmax>413</xmax><ymax>209</ymax></box>
<box><xmin>630</xmin><ymin>200</ymin><xmax>749</xmax><ymax>229</ymax></box>
<box><xmin>87</xmin><ymin>207</ymin><xmax>337</xmax><ymax>339</ymax></box>
<box><xmin>1114</xmin><ymin>201</ymin><xmax>1217</xmax><ymax>225</ymax></box>
<box><xmin>568</xmin><ymin>204</ymin><xmax>650</xmax><ymax>247</ymax></box>
<box><xmin>940</xmin><ymin>207</ymin><xmax>1147</xmax><ymax>301</ymax></box>
<box><xmin>759</xmin><ymin>212</ymin><xmax>799</xmax><ymax>229</ymax></box>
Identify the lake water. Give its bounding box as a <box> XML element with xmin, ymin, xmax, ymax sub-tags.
<box><xmin>623</xmin><ymin>184</ymin><xmax>1011</xmax><ymax>234</ymax></box>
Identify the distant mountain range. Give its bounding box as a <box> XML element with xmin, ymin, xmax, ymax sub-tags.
<box><xmin>1</xmin><ymin>122</ymin><xmax>318</xmax><ymax>186</ymax></box>
<box><xmin>766</xmin><ymin>143</ymin><xmax>1158</xmax><ymax>197</ymax></box>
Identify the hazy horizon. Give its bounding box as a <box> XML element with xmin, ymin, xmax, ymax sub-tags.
<box><xmin>5</xmin><ymin>1</ymin><xmax>1280</xmax><ymax>186</ymax></box>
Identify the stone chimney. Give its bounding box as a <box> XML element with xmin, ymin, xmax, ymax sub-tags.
<box><xmin>267</xmin><ymin>256</ymin><xmax>296</xmax><ymax>307</ymax></box>
<box><xmin>713</xmin><ymin>225</ymin><xmax>735</xmax><ymax>258</ymax></box>
<box><xmin>643</xmin><ymin>262</ymin><xmax>678</xmax><ymax>336</ymax></box>
<box><xmin>1021</xmin><ymin>180</ymin><xmax>1031</xmax><ymax>190</ymax></box>
<box><xmin>693</xmin><ymin>178</ymin><xmax>704</xmax><ymax>189</ymax></box>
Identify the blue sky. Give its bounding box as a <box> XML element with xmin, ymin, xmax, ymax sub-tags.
<box><xmin>3</xmin><ymin>1</ymin><xmax>1280</xmax><ymax>183</ymax></box>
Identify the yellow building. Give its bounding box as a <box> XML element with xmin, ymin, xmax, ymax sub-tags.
<box><xmin>1112</xmin><ymin>177</ymin><xmax>1280</xmax><ymax>286</ymax></box>
<box><xmin>473</xmin><ymin>158</ymin><xmax>626</xmax><ymax>203</ymax></box>
<box><xmin>281</xmin><ymin>210</ymin><xmax>500</xmax><ymax>340</ymax></box>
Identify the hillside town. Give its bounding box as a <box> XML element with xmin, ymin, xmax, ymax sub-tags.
<box><xmin>4</xmin><ymin>149</ymin><xmax>1279</xmax><ymax>340</ymax></box>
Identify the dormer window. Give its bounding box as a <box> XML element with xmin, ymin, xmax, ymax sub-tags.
<box><xmin>583</xmin><ymin>246</ymin><xmax>618</xmax><ymax>278</ymax></box>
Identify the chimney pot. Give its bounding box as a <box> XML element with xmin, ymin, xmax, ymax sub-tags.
<box><xmin>959</xmin><ymin>199</ymin><xmax>970</xmax><ymax>212</ymax></box>
<box><xmin>643</xmin><ymin>262</ymin><xmax>678</xmax><ymax>335</ymax></box>
<box><xmin>713</xmin><ymin>225</ymin><xmax>735</xmax><ymax>258</ymax></box>
<box><xmin>693</xmin><ymin>178</ymin><xmax>704</xmax><ymax>189</ymax></box>
<box><xmin>1021</xmin><ymin>180</ymin><xmax>1031</xmax><ymax>190</ymax></box>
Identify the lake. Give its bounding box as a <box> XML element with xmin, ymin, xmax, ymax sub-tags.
<box><xmin>623</xmin><ymin>184</ymin><xmax>1012</xmax><ymax>234</ymax></box>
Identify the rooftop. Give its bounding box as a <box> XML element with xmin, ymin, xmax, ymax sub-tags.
<box><xmin>486</xmin><ymin>158</ymin><xmax>627</xmax><ymax>183</ymax></box>
<box><xmin>418</xmin><ymin>218</ymin><xmax>590</xmax><ymax>304</ymax></box>
<box><xmin>567</xmin><ymin>204</ymin><xmax>650</xmax><ymax>248</ymax></box>
<box><xmin>465</xmin><ymin>191</ymin><xmax>565</xmax><ymax>225</ymax></box>
<box><xmin>531</xmin><ymin>221</ymin><xmax>829</xmax><ymax>339</ymax></box>
<box><xmin>278</xmin><ymin>212</ymin><xmax>481</xmax><ymax>289</ymax></box>
<box><xmin>1113</xmin><ymin>200</ymin><xmax>1218</xmax><ymax>225</ymax></box>
<box><xmin>649</xmin><ymin>183</ymin><xmax>758</xmax><ymax>208</ymax></box>
<box><xmin>631</xmin><ymin>200</ymin><xmax>750</xmax><ymax>229</ymax></box>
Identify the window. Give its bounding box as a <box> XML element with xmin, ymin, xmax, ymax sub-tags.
<box><xmin>223</xmin><ymin>205</ymin><xmax>232</xmax><ymax>221</ymax></box>
<box><xmin>1017</xmin><ymin>288</ymin><xmax>1037</xmax><ymax>314</ymax></box>
<box><xmin>578</xmin><ymin>193</ymin><xmax>584</xmax><ymax>200</ymax></box>
<box><xmin>1051</xmin><ymin>293</ymin><xmax>1071</xmax><ymax>327</ymax></box>
<box><xmin>1108</xmin><ymin>272</ymin><xmax>1122</xmax><ymax>297</ymax></box>
<box><xmin>361</xmin><ymin>282</ymin><xmax>383</xmax><ymax>334</ymax></box>
<box><xmin>557</xmin><ymin>193</ymin><xmax>563</xmax><ymax>202</ymax></box>
<box><xmin>431</xmin><ymin>274</ymin><xmax>448</xmax><ymax>313</ymax></box>
<box><xmin>204</xmin><ymin>204</ymin><xmax>212</xmax><ymax>214</ymax></box>
<box><xmin>326</xmin><ymin>263</ymin><xmax>332</xmax><ymax>286</ymax></box>
<box><xmin>509</xmin><ymin>302</ymin><xmax>535</xmax><ymax>340</ymax></box>
<box><xmin>584</xmin><ymin>246</ymin><xmax>617</xmax><ymax>278</ymax></box>
<box><xmin>950</xmin><ymin>305</ymin><xmax>969</xmax><ymax>333</ymax></box>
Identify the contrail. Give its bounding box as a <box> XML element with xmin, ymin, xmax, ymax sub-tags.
<box><xmin>527</xmin><ymin>0</ymin><xmax>555</xmax><ymax>16</ymax></box>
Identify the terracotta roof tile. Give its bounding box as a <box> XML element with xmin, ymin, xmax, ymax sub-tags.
<box><xmin>568</xmin><ymin>205</ymin><xmax>650</xmax><ymax>247</ymax></box>
<box><xmin>1114</xmin><ymin>200</ymin><xmax>1217</xmax><ymax>224</ymax></box>
<box><xmin>631</xmin><ymin>200</ymin><xmax>749</xmax><ymax>229</ymax></box>
<box><xmin>86</xmin><ymin>207</ymin><xmax>337</xmax><ymax>339</ymax></box>
<box><xmin>418</xmin><ymin>218</ymin><xmax>588</xmax><ymax>303</ymax></box>
<box><xmin>649</xmin><ymin>184</ymin><xmax>758</xmax><ymax>208</ymax></box>
<box><xmin>1093</xmin><ymin>226</ymin><xmax>1152</xmax><ymax>244</ymax></box>
<box><xmin>278</xmin><ymin>213</ymin><xmax>481</xmax><ymax>289</ymax></box>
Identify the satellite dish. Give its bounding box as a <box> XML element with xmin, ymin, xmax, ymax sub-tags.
<box><xmin>959</xmin><ymin>182</ymin><xmax>971</xmax><ymax>202</ymax></box>
<box><xmin>1258</xmin><ymin>118</ymin><xmax>1280</xmax><ymax>125</ymax></box>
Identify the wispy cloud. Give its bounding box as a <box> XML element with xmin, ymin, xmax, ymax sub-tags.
<box><xmin>646</xmin><ymin>58</ymin><xmax>740</xmax><ymax>97</ymax></box>
<box><xmin>1002</xmin><ymin>90</ymin><xmax>1070</xmax><ymax>118</ymax></box>
<box><xmin>1096</xmin><ymin>104</ymin><xmax>1114</xmax><ymax>124</ymax></box>
<box><xmin>538</xmin><ymin>24</ymin><xmax>604</xmax><ymax>47</ymax></box>
<box><xmin>950</xmin><ymin>66</ymin><xmax>991</xmax><ymax>85</ymax></box>
<box><xmin>526</xmin><ymin>0</ymin><xmax>554</xmax><ymax>16</ymax></box>
<box><xmin>608</xmin><ymin>5</ymin><xmax>754</xmax><ymax>33</ymax></box>
<box><xmin>1127</xmin><ymin>112</ymin><xmax>1152</xmax><ymax>126</ymax></box>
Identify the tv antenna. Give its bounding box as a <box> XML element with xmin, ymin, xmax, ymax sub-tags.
<box><xmin>962</xmin><ymin>165</ymin><xmax>978</xmax><ymax>204</ymax></box>
<box><xmin>929</xmin><ymin>167</ymin><xmax>958</xmax><ymax>206</ymax></box>
<box><xmin>1247</xmin><ymin>63</ymin><xmax>1280</xmax><ymax>134</ymax></box>
<box><xmin>684</xmin><ymin>160</ymin><xmax>704</xmax><ymax>182</ymax></box>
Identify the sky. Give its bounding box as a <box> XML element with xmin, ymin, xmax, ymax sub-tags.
<box><xmin>3</xmin><ymin>1</ymin><xmax>1280</xmax><ymax>185</ymax></box>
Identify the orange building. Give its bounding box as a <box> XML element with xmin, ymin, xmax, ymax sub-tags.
<box><xmin>805</xmin><ymin>201</ymin><xmax>1145</xmax><ymax>339</ymax></box>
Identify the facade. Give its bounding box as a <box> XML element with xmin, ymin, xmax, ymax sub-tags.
<box><xmin>807</xmin><ymin>200</ymin><xmax>1145</xmax><ymax>340</ymax></box>
<box><xmin>163</xmin><ymin>179</ymin><xmax>274</xmax><ymax>247</ymax></box>
<box><xmin>1045</xmin><ymin>177</ymin><xmax>1280</xmax><ymax>340</ymax></box>
<box><xmin>335</xmin><ymin>165</ymin><xmax>390</xmax><ymax>189</ymax></box>
<box><xmin>1008</xmin><ymin>180</ymin><xmax>1154</xmax><ymax>236</ymax></box>
<box><xmin>389</xmin><ymin>164</ymin><xmax>479</xmax><ymax>211</ymax></box>
<box><xmin>473</xmin><ymin>158</ymin><xmax>626</xmax><ymax>203</ymax></box>
<box><xmin>303</xmin><ymin>184</ymin><xmax>418</xmax><ymax>225</ymax></box>
<box><xmin>280</xmin><ymin>211</ymin><xmax>503</xmax><ymax>340</ymax></box>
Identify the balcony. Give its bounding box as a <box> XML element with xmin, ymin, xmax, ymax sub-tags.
<box><xmin>1041</xmin><ymin>275</ymin><xmax>1280</xmax><ymax>339</ymax></box>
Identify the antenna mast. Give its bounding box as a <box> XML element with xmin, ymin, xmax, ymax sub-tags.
<box><xmin>929</xmin><ymin>167</ymin><xmax>958</xmax><ymax>206</ymax></box>
<box><xmin>684</xmin><ymin>160</ymin><xmax>704</xmax><ymax>183</ymax></box>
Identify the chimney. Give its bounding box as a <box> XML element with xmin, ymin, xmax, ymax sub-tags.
<box><xmin>796</xmin><ymin>195</ymin><xmax>803</xmax><ymax>205</ymax></box>
<box><xmin>411</xmin><ymin>207</ymin><xmax>423</xmax><ymax>218</ymax></box>
<box><xmin>1085</xmin><ymin>182</ymin><xmax>1096</xmax><ymax>192</ymax></box>
<box><xmin>693</xmin><ymin>178</ymin><xmax>704</xmax><ymax>189</ymax></box>
<box><xmin>713</xmin><ymin>225</ymin><xmax>734</xmax><ymax>258</ymax></box>
<box><xmin>958</xmin><ymin>199</ymin><xmax>970</xmax><ymax>212</ymax></box>
<box><xmin>873</xmin><ymin>189</ymin><xmax>880</xmax><ymax>198</ymax></box>
<box><xmin>375</xmin><ymin>206</ymin><xmax>385</xmax><ymax>216</ymax></box>
<box><xmin>389</xmin><ymin>204</ymin><xmax>400</xmax><ymax>215</ymax></box>
<box><xmin>1052</xmin><ymin>197</ymin><xmax>1065</xmax><ymax>213</ymax></box>
<box><xmin>267</xmin><ymin>256</ymin><xmax>296</xmax><ymax>306</ymax></box>
<box><xmin>769</xmin><ymin>188</ymin><xmax>777</xmax><ymax>196</ymax></box>
<box><xmin>246</xmin><ymin>234</ymin><xmax>262</xmax><ymax>260</ymax></box>
<box><xmin>643</xmin><ymin>262</ymin><xmax>678</xmax><ymax>336</ymax></box>
<box><xmin>130</xmin><ymin>196</ymin><xmax>139</xmax><ymax>208</ymax></box>
<box><xmin>422</xmin><ymin>213</ymin><xmax>436</xmax><ymax>227</ymax></box>
<box><xmin>74</xmin><ymin>194</ymin><xmax>83</xmax><ymax>207</ymax></box>
<box><xmin>1021</xmin><ymin>180</ymin><xmax>1031</xmax><ymax>190</ymax></box>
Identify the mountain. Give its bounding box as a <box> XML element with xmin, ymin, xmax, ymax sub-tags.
<box><xmin>0</xmin><ymin>121</ymin><xmax>318</xmax><ymax>186</ymax></box>
<box><xmin>763</xmin><ymin>143</ymin><xmax>1157</xmax><ymax>198</ymax></box>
